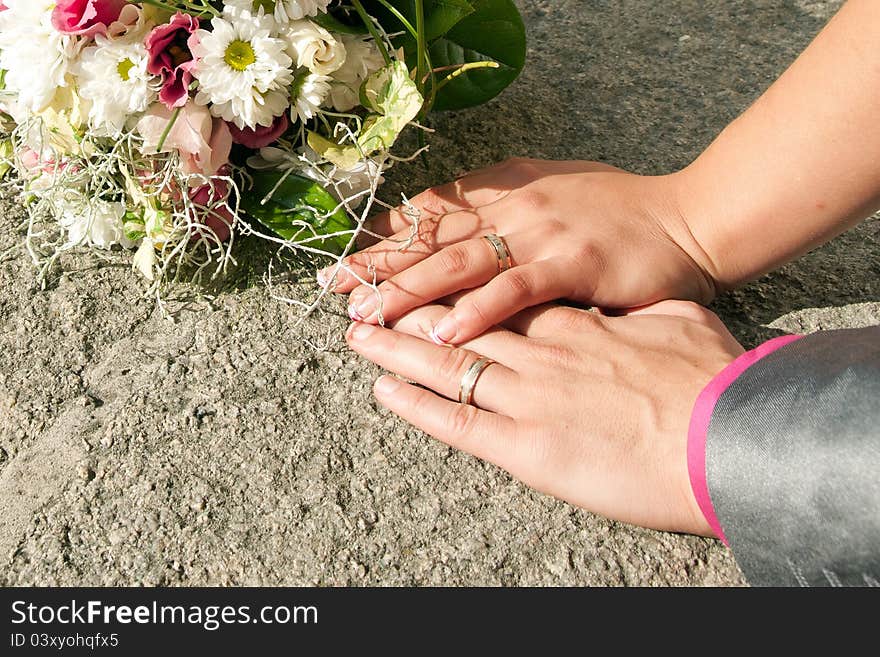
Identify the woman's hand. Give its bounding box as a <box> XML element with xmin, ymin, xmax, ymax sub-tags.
<box><xmin>345</xmin><ymin>298</ymin><xmax>745</xmax><ymax>535</ymax></box>
<box><xmin>321</xmin><ymin>158</ymin><xmax>718</xmax><ymax>346</ymax></box>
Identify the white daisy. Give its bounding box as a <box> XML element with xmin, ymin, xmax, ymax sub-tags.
<box><xmin>75</xmin><ymin>34</ymin><xmax>159</xmax><ymax>137</ymax></box>
<box><xmin>0</xmin><ymin>0</ymin><xmax>80</xmax><ymax>113</ymax></box>
<box><xmin>290</xmin><ymin>70</ymin><xmax>331</xmax><ymax>123</ymax></box>
<box><xmin>329</xmin><ymin>34</ymin><xmax>385</xmax><ymax>112</ymax></box>
<box><xmin>191</xmin><ymin>9</ymin><xmax>293</xmax><ymax>130</ymax></box>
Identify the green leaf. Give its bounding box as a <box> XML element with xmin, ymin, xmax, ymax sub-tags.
<box><xmin>241</xmin><ymin>171</ymin><xmax>355</xmax><ymax>256</ymax></box>
<box><xmin>307</xmin><ymin>132</ymin><xmax>363</xmax><ymax>171</ymax></box>
<box><xmin>423</xmin><ymin>0</ymin><xmax>475</xmax><ymax>40</ymax></box>
<box><xmin>310</xmin><ymin>61</ymin><xmax>424</xmax><ymax>168</ymax></box>
<box><xmin>429</xmin><ymin>0</ymin><xmax>526</xmax><ymax>111</ymax></box>
<box><xmin>363</xmin><ymin>1</ymin><xmax>474</xmax><ymax>41</ymax></box>
<box><xmin>0</xmin><ymin>139</ymin><xmax>13</xmax><ymax>179</ymax></box>
<box><xmin>313</xmin><ymin>11</ymin><xmax>369</xmax><ymax>35</ymax></box>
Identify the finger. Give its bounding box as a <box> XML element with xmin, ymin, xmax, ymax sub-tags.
<box><xmin>322</xmin><ymin>208</ymin><xmax>492</xmax><ymax>294</ymax></box>
<box><xmin>346</xmin><ymin>233</ymin><xmax>532</xmax><ymax>324</ymax></box>
<box><xmin>430</xmin><ymin>257</ymin><xmax>576</xmax><ymax>345</ymax></box>
<box><xmin>346</xmin><ymin>321</ymin><xmax>518</xmax><ymax>413</ymax></box>
<box><xmin>501</xmin><ymin>303</ymin><xmax>604</xmax><ymax>338</ymax></box>
<box><xmin>385</xmin><ymin>303</ymin><xmax>533</xmax><ymax>361</ymax></box>
<box><xmin>372</xmin><ymin>375</ymin><xmax>522</xmax><ymax>472</ymax></box>
<box><xmin>615</xmin><ymin>299</ymin><xmax>730</xmax><ymax>330</ymax></box>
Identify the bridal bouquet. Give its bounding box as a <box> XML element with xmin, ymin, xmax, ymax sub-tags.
<box><xmin>0</xmin><ymin>0</ymin><xmax>524</xmax><ymax>293</ymax></box>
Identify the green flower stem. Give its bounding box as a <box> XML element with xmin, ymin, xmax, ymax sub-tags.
<box><xmin>351</xmin><ymin>0</ymin><xmax>392</xmax><ymax>66</ymax></box>
<box><xmin>414</xmin><ymin>0</ymin><xmax>427</xmax><ymax>95</ymax></box>
<box><xmin>129</xmin><ymin>0</ymin><xmax>218</xmax><ymax>19</ymax></box>
<box><xmin>156</xmin><ymin>106</ymin><xmax>182</xmax><ymax>153</ymax></box>
<box><xmin>374</xmin><ymin>0</ymin><xmax>418</xmax><ymax>39</ymax></box>
<box><xmin>432</xmin><ymin>61</ymin><xmax>501</xmax><ymax>94</ymax></box>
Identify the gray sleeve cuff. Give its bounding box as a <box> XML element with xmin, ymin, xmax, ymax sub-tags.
<box><xmin>706</xmin><ymin>326</ymin><xmax>880</xmax><ymax>586</ymax></box>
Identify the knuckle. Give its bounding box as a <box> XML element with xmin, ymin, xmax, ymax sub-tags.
<box><xmin>435</xmin><ymin>347</ymin><xmax>473</xmax><ymax>383</ymax></box>
<box><xmin>413</xmin><ymin>186</ymin><xmax>449</xmax><ymax>216</ymax></box>
<box><xmin>461</xmin><ymin>298</ymin><xmax>492</xmax><ymax>327</ymax></box>
<box><xmin>448</xmin><ymin>403</ymin><xmax>480</xmax><ymax>438</ymax></box>
<box><xmin>437</xmin><ymin>244</ymin><xmax>471</xmax><ymax>276</ymax></box>
<box><xmin>529</xmin><ymin>340</ymin><xmax>577</xmax><ymax>368</ymax></box>
<box><xmin>506</xmin><ymin>156</ymin><xmax>539</xmax><ymax>174</ymax></box>
<box><xmin>500</xmin><ymin>269</ymin><xmax>534</xmax><ymax>303</ymax></box>
<box><xmin>513</xmin><ymin>185</ymin><xmax>549</xmax><ymax>210</ymax></box>
<box><xmin>408</xmin><ymin>387</ymin><xmax>435</xmax><ymax>420</ymax></box>
<box><xmin>573</xmin><ymin>241</ymin><xmax>607</xmax><ymax>276</ymax></box>
<box><xmin>555</xmin><ymin>308</ymin><xmax>603</xmax><ymax>333</ymax></box>
<box><xmin>673</xmin><ymin>300</ymin><xmax>715</xmax><ymax>324</ymax></box>
<box><xmin>543</xmin><ymin>217</ymin><xmax>566</xmax><ymax>234</ymax></box>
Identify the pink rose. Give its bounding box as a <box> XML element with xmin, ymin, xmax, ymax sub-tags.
<box><xmin>227</xmin><ymin>114</ymin><xmax>290</xmax><ymax>150</ymax></box>
<box><xmin>137</xmin><ymin>102</ymin><xmax>232</xmax><ymax>177</ymax></box>
<box><xmin>190</xmin><ymin>178</ymin><xmax>234</xmax><ymax>243</ymax></box>
<box><xmin>51</xmin><ymin>0</ymin><xmax>126</xmax><ymax>37</ymax></box>
<box><xmin>145</xmin><ymin>13</ymin><xmax>199</xmax><ymax>110</ymax></box>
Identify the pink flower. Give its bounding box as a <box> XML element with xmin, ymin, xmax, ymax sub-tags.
<box><xmin>137</xmin><ymin>102</ymin><xmax>232</xmax><ymax>177</ymax></box>
<box><xmin>227</xmin><ymin>114</ymin><xmax>290</xmax><ymax>149</ymax></box>
<box><xmin>51</xmin><ymin>0</ymin><xmax>126</xmax><ymax>37</ymax></box>
<box><xmin>145</xmin><ymin>13</ymin><xmax>199</xmax><ymax>110</ymax></box>
<box><xmin>190</xmin><ymin>178</ymin><xmax>234</xmax><ymax>243</ymax></box>
<box><xmin>0</xmin><ymin>3</ymin><xmax>8</xmax><ymax>12</ymax></box>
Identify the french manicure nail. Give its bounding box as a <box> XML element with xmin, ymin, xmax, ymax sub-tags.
<box><xmin>348</xmin><ymin>305</ymin><xmax>364</xmax><ymax>321</ymax></box>
<box><xmin>316</xmin><ymin>268</ymin><xmax>331</xmax><ymax>288</ymax></box>
<box><xmin>431</xmin><ymin>316</ymin><xmax>457</xmax><ymax>345</ymax></box>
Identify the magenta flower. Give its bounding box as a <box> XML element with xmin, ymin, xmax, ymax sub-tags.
<box><xmin>227</xmin><ymin>114</ymin><xmax>290</xmax><ymax>150</ymax></box>
<box><xmin>145</xmin><ymin>13</ymin><xmax>200</xmax><ymax>110</ymax></box>
<box><xmin>51</xmin><ymin>0</ymin><xmax>126</xmax><ymax>37</ymax></box>
<box><xmin>190</xmin><ymin>177</ymin><xmax>234</xmax><ymax>244</ymax></box>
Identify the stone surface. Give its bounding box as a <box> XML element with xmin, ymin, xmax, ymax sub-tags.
<box><xmin>1</xmin><ymin>0</ymin><xmax>874</xmax><ymax>587</ymax></box>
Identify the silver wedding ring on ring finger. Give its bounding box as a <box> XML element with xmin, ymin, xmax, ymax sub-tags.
<box><xmin>483</xmin><ymin>234</ymin><xmax>513</xmax><ymax>274</ymax></box>
<box><xmin>459</xmin><ymin>356</ymin><xmax>497</xmax><ymax>407</ymax></box>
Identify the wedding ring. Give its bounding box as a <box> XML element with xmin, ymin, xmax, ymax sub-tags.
<box><xmin>459</xmin><ymin>356</ymin><xmax>497</xmax><ymax>407</ymax></box>
<box><xmin>483</xmin><ymin>234</ymin><xmax>512</xmax><ymax>274</ymax></box>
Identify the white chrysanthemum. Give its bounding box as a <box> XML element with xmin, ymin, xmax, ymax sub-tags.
<box><xmin>281</xmin><ymin>20</ymin><xmax>346</xmax><ymax>76</ymax></box>
<box><xmin>329</xmin><ymin>34</ymin><xmax>385</xmax><ymax>112</ymax></box>
<box><xmin>290</xmin><ymin>71</ymin><xmax>331</xmax><ymax>123</ymax></box>
<box><xmin>57</xmin><ymin>195</ymin><xmax>136</xmax><ymax>250</ymax></box>
<box><xmin>74</xmin><ymin>35</ymin><xmax>159</xmax><ymax>137</ymax></box>
<box><xmin>225</xmin><ymin>0</ymin><xmax>331</xmax><ymax>24</ymax></box>
<box><xmin>273</xmin><ymin>0</ymin><xmax>332</xmax><ymax>23</ymax></box>
<box><xmin>191</xmin><ymin>9</ymin><xmax>293</xmax><ymax>130</ymax></box>
<box><xmin>0</xmin><ymin>0</ymin><xmax>80</xmax><ymax>113</ymax></box>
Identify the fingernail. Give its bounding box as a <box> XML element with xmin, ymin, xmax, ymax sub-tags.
<box><xmin>319</xmin><ymin>266</ymin><xmax>347</xmax><ymax>290</ymax></box>
<box><xmin>348</xmin><ymin>305</ymin><xmax>364</xmax><ymax>321</ymax></box>
<box><xmin>347</xmin><ymin>321</ymin><xmax>377</xmax><ymax>342</ymax></box>
<box><xmin>316</xmin><ymin>268</ymin><xmax>331</xmax><ymax>288</ymax></box>
<box><xmin>355</xmin><ymin>296</ymin><xmax>377</xmax><ymax>319</ymax></box>
<box><xmin>431</xmin><ymin>316</ymin><xmax>457</xmax><ymax>345</ymax></box>
<box><xmin>374</xmin><ymin>375</ymin><xmax>401</xmax><ymax>396</ymax></box>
